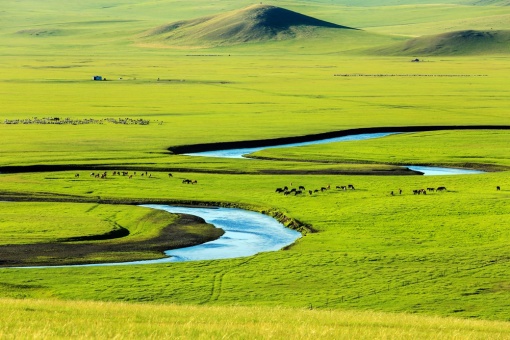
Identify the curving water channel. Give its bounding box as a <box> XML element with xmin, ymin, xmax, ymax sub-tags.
<box><xmin>16</xmin><ymin>205</ymin><xmax>301</xmax><ymax>268</ymax></box>
<box><xmin>405</xmin><ymin>165</ymin><xmax>483</xmax><ymax>176</ymax></box>
<box><xmin>185</xmin><ymin>132</ymin><xmax>484</xmax><ymax>176</ymax></box>
<box><xmin>141</xmin><ymin>205</ymin><xmax>301</xmax><ymax>263</ymax></box>
<box><xmin>14</xmin><ymin>131</ymin><xmax>484</xmax><ymax>268</ymax></box>
<box><xmin>185</xmin><ymin>132</ymin><xmax>397</xmax><ymax>159</ymax></box>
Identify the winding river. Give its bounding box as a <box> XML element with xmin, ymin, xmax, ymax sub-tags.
<box><xmin>18</xmin><ymin>205</ymin><xmax>301</xmax><ymax>268</ymax></box>
<box><xmin>185</xmin><ymin>132</ymin><xmax>397</xmax><ymax>158</ymax></box>
<box><xmin>186</xmin><ymin>132</ymin><xmax>484</xmax><ymax>176</ymax></box>
<box><xmin>14</xmin><ymin>131</ymin><xmax>485</xmax><ymax>268</ymax></box>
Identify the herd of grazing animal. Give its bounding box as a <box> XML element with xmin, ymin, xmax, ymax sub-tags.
<box><xmin>276</xmin><ymin>183</ymin><xmax>503</xmax><ymax>197</ymax></box>
<box><xmin>84</xmin><ymin>171</ymin><xmax>198</xmax><ymax>184</ymax></box>
<box><xmin>89</xmin><ymin>171</ymin><xmax>157</xmax><ymax>179</ymax></box>
<box><xmin>410</xmin><ymin>186</ymin><xmax>446</xmax><ymax>195</ymax></box>
<box><xmin>74</xmin><ymin>172</ymin><xmax>503</xmax><ymax>196</ymax></box>
<box><xmin>3</xmin><ymin>117</ymin><xmax>151</xmax><ymax>125</ymax></box>
<box><xmin>275</xmin><ymin>183</ymin><xmax>356</xmax><ymax>196</ymax></box>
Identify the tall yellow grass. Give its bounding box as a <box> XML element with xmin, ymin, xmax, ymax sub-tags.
<box><xmin>1</xmin><ymin>298</ymin><xmax>509</xmax><ymax>339</ymax></box>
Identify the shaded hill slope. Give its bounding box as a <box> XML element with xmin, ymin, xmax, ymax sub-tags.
<box><xmin>471</xmin><ymin>0</ymin><xmax>510</xmax><ymax>5</ymax></box>
<box><xmin>372</xmin><ymin>29</ymin><xmax>510</xmax><ymax>55</ymax></box>
<box><xmin>139</xmin><ymin>4</ymin><xmax>356</xmax><ymax>48</ymax></box>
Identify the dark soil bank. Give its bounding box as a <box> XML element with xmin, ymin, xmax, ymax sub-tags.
<box><xmin>168</xmin><ymin>125</ymin><xmax>510</xmax><ymax>154</ymax></box>
<box><xmin>0</xmin><ymin>214</ymin><xmax>224</xmax><ymax>267</ymax></box>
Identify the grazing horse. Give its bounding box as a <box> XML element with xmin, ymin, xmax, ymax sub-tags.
<box><xmin>299</xmin><ymin>186</ymin><xmax>305</xmax><ymax>191</ymax></box>
<box><xmin>309</xmin><ymin>190</ymin><xmax>313</xmax><ymax>195</ymax></box>
<box><xmin>75</xmin><ymin>173</ymin><xmax>79</xmax><ymax>178</ymax></box>
<box><xmin>321</xmin><ymin>187</ymin><xmax>327</xmax><ymax>192</ymax></box>
<box><xmin>348</xmin><ymin>184</ymin><xmax>355</xmax><ymax>190</ymax></box>
<box><xmin>436</xmin><ymin>186</ymin><xmax>447</xmax><ymax>192</ymax></box>
<box><xmin>182</xmin><ymin>179</ymin><xmax>191</xmax><ymax>184</ymax></box>
<box><xmin>276</xmin><ymin>188</ymin><xmax>284</xmax><ymax>193</ymax></box>
<box><xmin>168</xmin><ymin>173</ymin><xmax>173</xmax><ymax>177</ymax></box>
<box><xmin>497</xmin><ymin>186</ymin><xmax>501</xmax><ymax>191</ymax></box>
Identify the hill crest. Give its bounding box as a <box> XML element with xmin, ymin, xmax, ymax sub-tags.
<box><xmin>140</xmin><ymin>4</ymin><xmax>355</xmax><ymax>48</ymax></box>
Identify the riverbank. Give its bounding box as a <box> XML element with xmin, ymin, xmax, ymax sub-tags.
<box><xmin>0</xmin><ymin>208</ymin><xmax>223</xmax><ymax>267</ymax></box>
<box><xmin>168</xmin><ymin>125</ymin><xmax>510</xmax><ymax>155</ymax></box>
<box><xmin>0</xmin><ymin>193</ymin><xmax>311</xmax><ymax>267</ymax></box>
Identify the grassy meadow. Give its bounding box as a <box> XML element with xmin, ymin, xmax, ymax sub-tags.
<box><xmin>252</xmin><ymin>130</ymin><xmax>510</xmax><ymax>171</ymax></box>
<box><xmin>2</xmin><ymin>298</ymin><xmax>510</xmax><ymax>340</ymax></box>
<box><xmin>1</xmin><ymin>0</ymin><xmax>510</xmax><ymax>337</ymax></box>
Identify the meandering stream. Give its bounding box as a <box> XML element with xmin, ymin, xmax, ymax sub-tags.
<box><xmin>17</xmin><ymin>205</ymin><xmax>301</xmax><ymax>268</ymax></box>
<box><xmin>13</xmin><ymin>131</ymin><xmax>485</xmax><ymax>268</ymax></box>
<box><xmin>185</xmin><ymin>132</ymin><xmax>397</xmax><ymax>158</ymax></box>
<box><xmin>185</xmin><ymin>131</ymin><xmax>484</xmax><ymax>176</ymax></box>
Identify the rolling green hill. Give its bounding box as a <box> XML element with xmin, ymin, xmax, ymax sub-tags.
<box><xmin>471</xmin><ymin>0</ymin><xmax>510</xmax><ymax>5</ymax></box>
<box><xmin>371</xmin><ymin>29</ymin><xmax>510</xmax><ymax>55</ymax></box>
<box><xmin>139</xmin><ymin>4</ymin><xmax>356</xmax><ymax>48</ymax></box>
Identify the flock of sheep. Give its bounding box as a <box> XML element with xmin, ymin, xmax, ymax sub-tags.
<box><xmin>3</xmin><ymin>117</ymin><xmax>152</xmax><ymax>125</ymax></box>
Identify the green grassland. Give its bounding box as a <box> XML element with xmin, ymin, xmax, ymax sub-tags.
<box><xmin>1</xmin><ymin>55</ymin><xmax>510</xmax><ymax>169</ymax></box>
<box><xmin>251</xmin><ymin>130</ymin><xmax>510</xmax><ymax>171</ymax></box>
<box><xmin>1</xmin><ymin>0</ymin><xmax>510</xmax><ymax>337</ymax></box>
<box><xmin>0</xmin><ymin>202</ymin><xmax>155</xmax><ymax>245</ymax></box>
<box><xmin>1</xmin><ymin>168</ymin><xmax>509</xmax><ymax>319</ymax></box>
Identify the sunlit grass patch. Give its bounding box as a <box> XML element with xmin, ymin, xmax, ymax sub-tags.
<box><xmin>1</xmin><ymin>298</ymin><xmax>510</xmax><ymax>339</ymax></box>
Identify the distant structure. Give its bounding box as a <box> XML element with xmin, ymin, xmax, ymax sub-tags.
<box><xmin>92</xmin><ymin>75</ymin><xmax>103</xmax><ymax>81</ymax></box>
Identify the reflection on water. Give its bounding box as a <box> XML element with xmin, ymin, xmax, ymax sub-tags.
<box><xmin>14</xmin><ymin>205</ymin><xmax>301</xmax><ymax>268</ymax></box>
<box><xmin>150</xmin><ymin>205</ymin><xmax>301</xmax><ymax>262</ymax></box>
<box><xmin>406</xmin><ymin>166</ymin><xmax>484</xmax><ymax>176</ymax></box>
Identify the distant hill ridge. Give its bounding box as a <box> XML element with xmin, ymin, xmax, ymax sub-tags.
<box><xmin>372</xmin><ymin>29</ymin><xmax>510</xmax><ymax>55</ymax></box>
<box><xmin>471</xmin><ymin>0</ymin><xmax>510</xmax><ymax>5</ymax></box>
<box><xmin>141</xmin><ymin>4</ymin><xmax>355</xmax><ymax>47</ymax></box>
